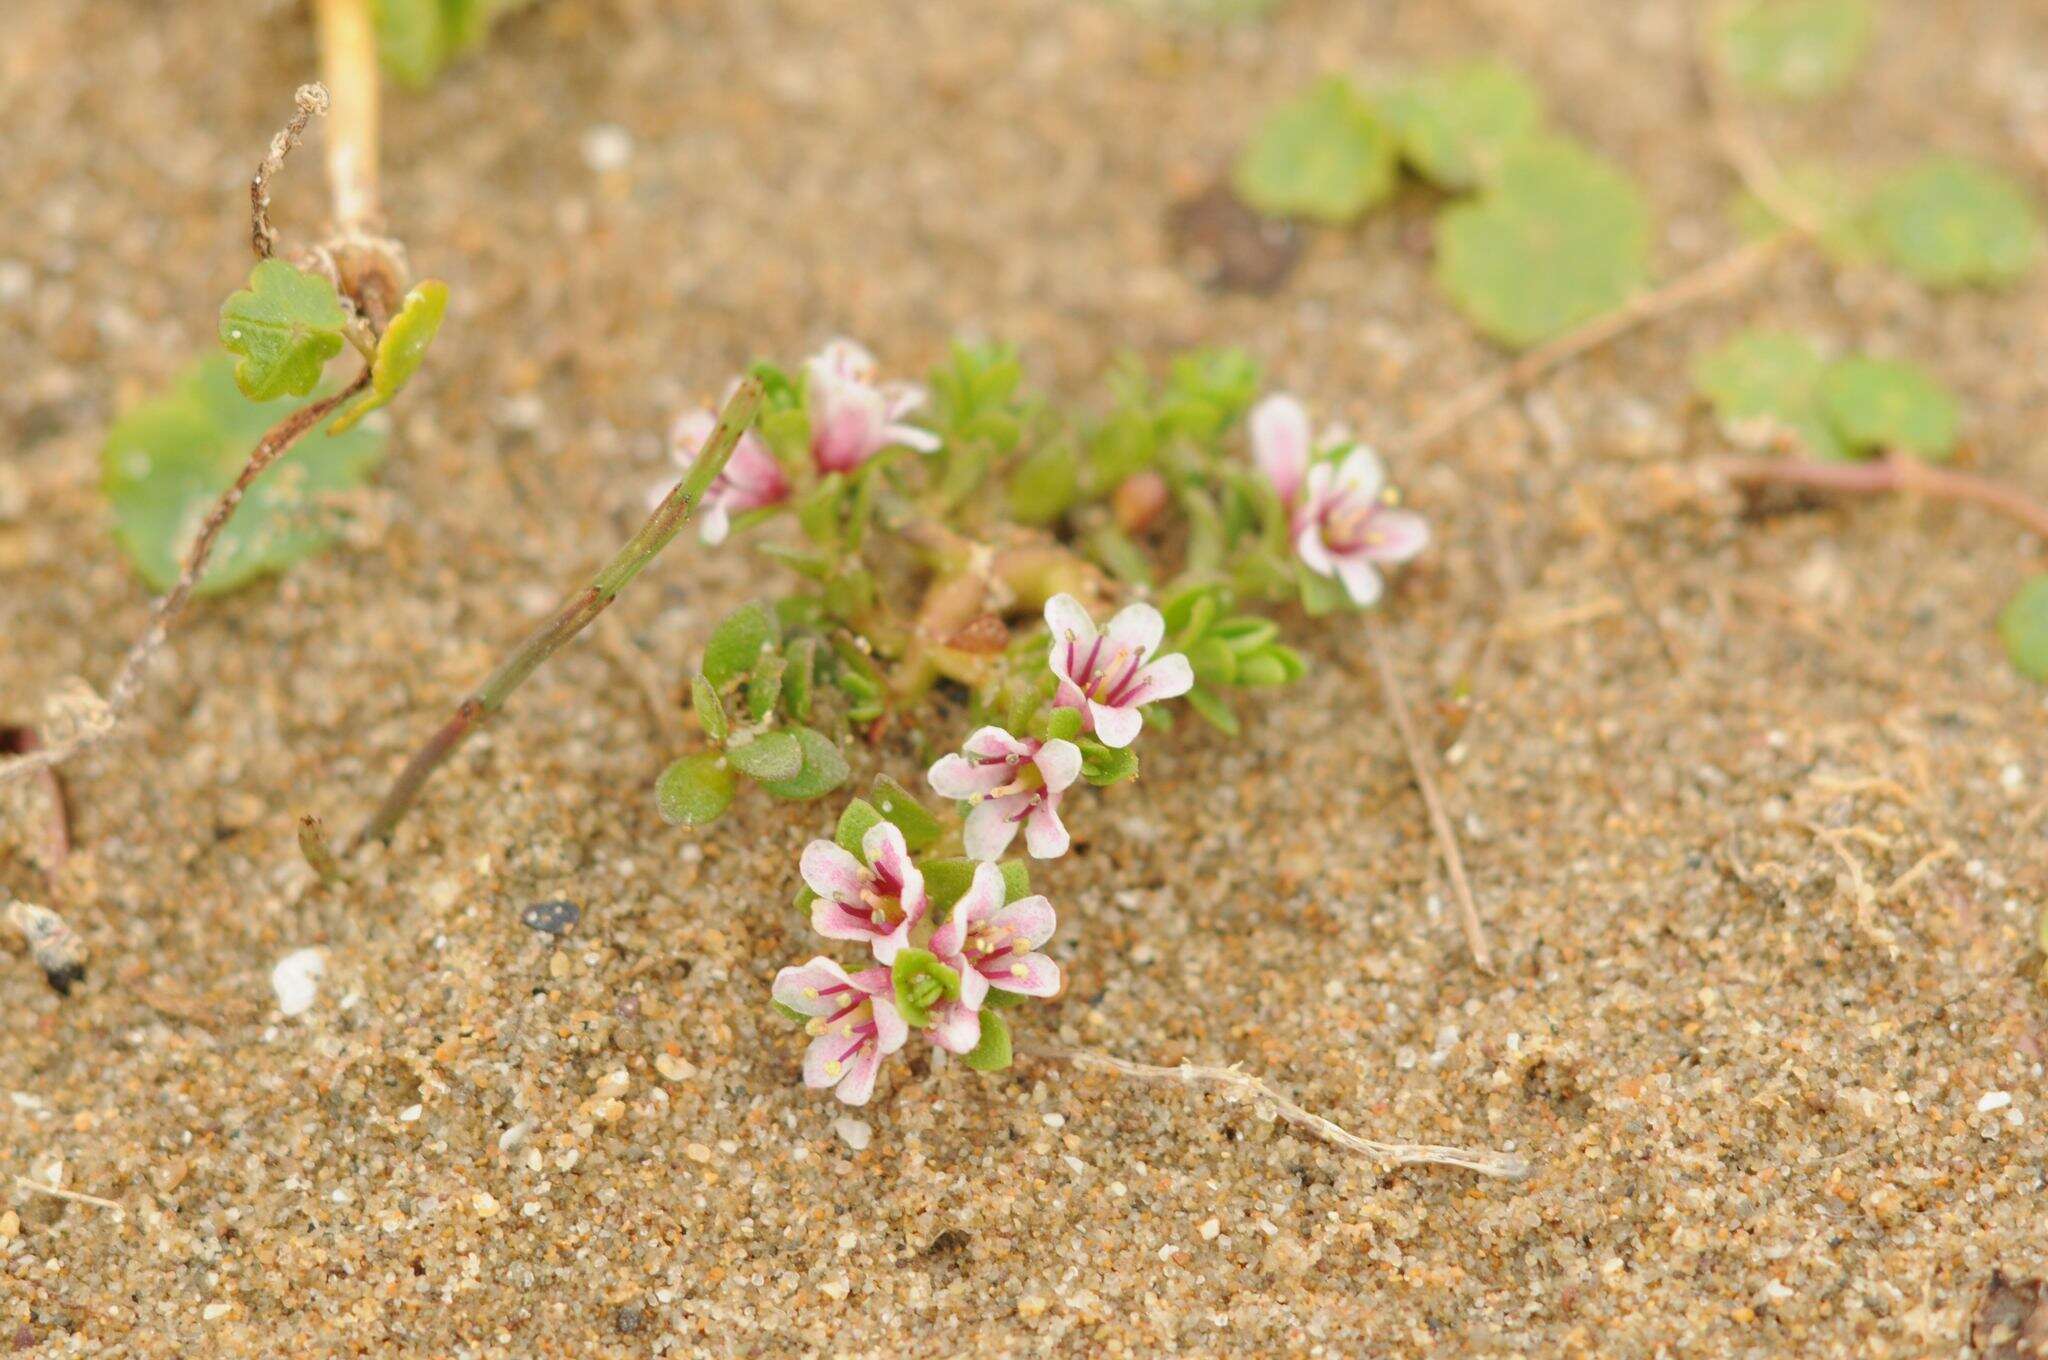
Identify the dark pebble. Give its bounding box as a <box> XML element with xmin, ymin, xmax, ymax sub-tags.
<box><xmin>520</xmin><ymin>900</ymin><xmax>580</xmax><ymax>936</ymax></box>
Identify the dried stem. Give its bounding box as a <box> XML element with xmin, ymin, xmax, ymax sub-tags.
<box><xmin>250</xmin><ymin>83</ymin><xmax>330</xmax><ymax>260</ymax></box>
<box><xmin>11</xmin><ymin>1175</ymin><xmax>125</xmax><ymax>1218</ymax></box>
<box><xmin>1709</xmin><ymin>455</ymin><xmax>2048</xmax><ymax>541</ymax></box>
<box><xmin>0</xmin><ymin>375</ymin><xmax>371</xmax><ymax>790</ymax></box>
<box><xmin>1363</xmin><ymin>622</ymin><xmax>1493</xmax><ymax>973</ymax></box>
<box><xmin>350</xmin><ymin>378</ymin><xmax>766</xmax><ymax>848</ymax></box>
<box><xmin>1026</xmin><ymin>1043</ymin><xmax>1531</xmax><ymax>1179</ymax></box>
<box><xmin>312</xmin><ymin>0</ymin><xmax>382</xmax><ymax>234</ymax></box>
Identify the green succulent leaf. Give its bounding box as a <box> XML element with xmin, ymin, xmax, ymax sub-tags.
<box><xmin>1712</xmin><ymin>0</ymin><xmax>1872</xmax><ymax>101</ymax></box>
<box><xmin>1233</xmin><ymin>76</ymin><xmax>1399</xmax><ymax>224</ymax></box>
<box><xmin>780</xmin><ymin>636</ymin><xmax>818</xmax><ymax>720</ymax></box>
<box><xmin>375</xmin><ymin>0</ymin><xmax>518</xmax><ymax>86</ymax></box>
<box><xmin>747</xmin><ymin>650</ymin><xmax>788</xmax><ymax>722</ymax></box>
<box><xmin>1183</xmin><ymin>684</ymin><xmax>1242</xmax><ymax>736</ymax></box>
<box><xmin>1999</xmin><ymin>576</ymin><xmax>2048</xmax><ymax>684</ymax></box>
<box><xmin>1868</xmin><ymin>157</ymin><xmax>2043</xmax><ymax>290</ymax></box>
<box><xmin>962</xmin><ymin>1010</ymin><xmax>1014</xmax><ymax>1073</ymax></box>
<box><xmin>1008</xmin><ymin>443</ymin><xmax>1082</xmax><ymax>527</ymax></box>
<box><xmin>870</xmin><ymin>776</ymin><xmax>942</xmax><ymax>852</ymax></box>
<box><xmin>1042</xmin><ymin>706</ymin><xmax>1084</xmax><ymax>743</ymax></box>
<box><xmin>691</xmin><ymin>674</ymin><xmax>728</xmax><ymax>743</ymax></box>
<box><xmin>758</xmin><ymin>726</ymin><xmax>850</xmax><ymax>801</ymax></box>
<box><xmin>1380</xmin><ymin>58</ymin><xmax>1544</xmax><ymax>191</ymax></box>
<box><xmin>924</xmin><ymin>857</ymin><xmax>1031</xmax><ymax>912</ymax></box>
<box><xmin>725</xmin><ymin>730</ymin><xmax>803</xmax><ymax>782</ymax></box>
<box><xmin>836</xmin><ymin>798</ymin><xmax>885</xmax><ymax>857</ymax></box>
<box><xmin>890</xmin><ymin>948</ymin><xmax>961</xmax><ymax>1029</ymax></box>
<box><xmin>1296</xmin><ymin>561</ymin><xmax>1353</xmax><ymax>616</ymax></box>
<box><xmin>1817</xmin><ymin>356</ymin><xmax>1959</xmax><ymax>462</ymax></box>
<box><xmin>702</xmin><ymin>603</ymin><xmax>779</xmax><ymax>687</ymax></box>
<box><xmin>329</xmin><ymin>280</ymin><xmax>449</xmax><ymax>434</ymax></box>
<box><xmin>101</xmin><ymin>356</ymin><xmax>386</xmax><ymax>594</ymax></box>
<box><xmin>1434</xmin><ymin>137</ymin><xmax>1651</xmax><ymax>349</ymax></box>
<box><xmin>1079</xmin><ymin>740</ymin><xmax>1140</xmax><ymax>787</ymax></box>
<box><xmin>1691</xmin><ymin>329</ymin><xmax>1849</xmax><ymax>460</ymax></box>
<box><xmin>655</xmin><ymin>751</ymin><xmax>735</xmax><ymax>827</ymax></box>
<box><xmin>218</xmin><ymin>260</ymin><xmax>350</xmax><ymax>402</ymax></box>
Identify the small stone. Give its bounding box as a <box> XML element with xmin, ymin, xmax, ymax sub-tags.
<box><xmin>1041</xmin><ymin>1112</ymin><xmax>1065</xmax><ymax>1129</ymax></box>
<box><xmin>612</xmin><ymin>1304</ymin><xmax>646</xmax><ymax>1335</ymax></box>
<box><xmin>655</xmin><ymin>1053</ymin><xmax>695</xmax><ymax>1082</ymax></box>
<box><xmin>1017</xmin><ymin>1295</ymin><xmax>1049</xmax><ymax>1319</ymax></box>
<box><xmin>202</xmin><ymin>1303</ymin><xmax>232</xmax><ymax>1321</ymax></box>
<box><xmin>270</xmin><ymin>948</ymin><xmax>325</xmax><ymax>1017</ymax></box>
<box><xmin>685</xmin><ymin>1142</ymin><xmax>713</xmax><ymax>1163</ymax></box>
<box><xmin>820</xmin><ymin>1276</ymin><xmax>851</xmax><ymax>1301</ymax></box>
<box><xmin>1199</xmin><ymin>1217</ymin><xmax>1221</xmax><ymax>1241</ymax></box>
<box><xmin>1979</xmin><ymin>1091</ymin><xmax>2014</xmax><ymax>1113</ymax></box>
<box><xmin>473</xmin><ymin>1192</ymin><xmax>501</xmax><ymax>1218</ymax></box>
<box><xmin>521</xmin><ymin>900</ymin><xmax>580</xmax><ymax>936</ymax></box>
<box><xmin>0</xmin><ymin>1210</ymin><xmax>17</xmax><ymax>1241</ymax></box>
<box><xmin>581</xmin><ymin>124</ymin><xmax>634</xmax><ymax>173</ymax></box>
<box><xmin>398</xmin><ymin>1104</ymin><xmax>422</xmax><ymax>1123</ymax></box>
<box><xmin>832</xmin><ymin>1117</ymin><xmax>871</xmax><ymax>1151</ymax></box>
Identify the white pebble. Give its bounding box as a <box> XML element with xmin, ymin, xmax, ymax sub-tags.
<box><xmin>1199</xmin><ymin>1217</ymin><xmax>1221</xmax><ymax>1241</ymax></box>
<box><xmin>1041</xmin><ymin>1112</ymin><xmax>1065</xmax><ymax>1129</ymax></box>
<box><xmin>1977</xmin><ymin>1091</ymin><xmax>2013</xmax><ymax>1113</ymax></box>
<box><xmin>832</xmin><ymin>1117</ymin><xmax>871</xmax><ymax>1151</ymax></box>
<box><xmin>398</xmin><ymin>1104</ymin><xmax>422</xmax><ymax>1123</ymax></box>
<box><xmin>580</xmin><ymin>124</ymin><xmax>634</xmax><ymax>173</ymax></box>
<box><xmin>270</xmin><ymin>948</ymin><xmax>326</xmax><ymax>1017</ymax></box>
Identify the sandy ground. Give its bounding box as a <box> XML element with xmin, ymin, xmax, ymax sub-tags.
<box><xmin>4</xmin><ymin>0</ymin><xmax>2048</xmax><ymax>1354</ymax></box>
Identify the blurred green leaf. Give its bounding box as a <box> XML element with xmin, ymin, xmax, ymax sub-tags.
<box><xmin>1818</xmin><ymin>356</ymin><xmax>1959</xmax><ymax>462</ymax></box>
<box><xmin>2000</xmin><ymin>576</ymin><xmax>2048</xmax><ymax>683</ymax></box>
<box><xmin>656</xmin><ymin>751</ymin><xmax>735</xmax><ymax>827</ymax></box>
<box><xmin>1380</xmin><ymin>58</ymin><xmax>1543</xmax><ymax>191</ymax></box>
<box><xmin>1869</xmin><ymin>157</ymin><xmax>2042</xmax><ymax>289</ymax></box>
<box><xmin>101</xmin><ymin>356</ymin><xmax>385</xmax><ymax>594</ymax></box>
<box><xmin>1712</xmin><ymin>0</ymin><xmax>1872</xmax><ymax>100</ymax></box>
<box><xmin>1434</xmin><ymin>137</ymin><xmax>1650</xmax><ymax>348</ymax></box>
<box><xmin>1727</xmin><ymin>161</ymin><xmax>1873</xmax><ymax>260</ymax></box>
<box><xmin>329</xmin><ymin>279</ymin><xmax>449</xmax><ymax>434</ymax></box>
<box><xmin>1233</xmin><ymin>76</ymin><xmax>1398</xmax><ymax>224</ymax></box>
<box><xmin>1691</xmin><ymin>329</ymin><xmax>1848</xmax><ymax>460</ymax></box>
<box><xmin>218</xmin><ymin>260</ymin><xmax>349</xmax><ymax>402</ymax></box>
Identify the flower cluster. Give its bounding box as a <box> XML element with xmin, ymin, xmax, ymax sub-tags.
<box><xmin>1251</xmin><ymin>394</ymin><xmax>1430</xmax><ymax>607</ymax></box>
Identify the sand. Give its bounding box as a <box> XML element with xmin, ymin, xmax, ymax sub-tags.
<box><xmin>4</xmin><ymin>0</ymin><xmax>2047</xmax><ymax>1354</ymax></box>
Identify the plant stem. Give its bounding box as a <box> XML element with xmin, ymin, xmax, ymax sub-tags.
<box><xmin>351</xmin><ymin>377</ymin><xmax>766</xmax><ymax>847</ymax></box>
<box><xmin>1710</xmin><ymin>455</ymin><xmax>2048</xmax><ymax>541</ymax></box>
<box><xmin>250</xmin><ymin>83</ymin><xmax>330</xmax><ymax>260</ymax></box>
<box><xmin>0</xmin><ymin>375</ymin><xmax>371</xmax><ymax>790</ymax></box>
<box><xmin>1362</xmin><ymin>621</ymin><xmax>1493</xmax><ymax>974</ymax></box>
<box><xmin>312</xmin><ymin>0</ymin><xmax>382</xmax><ymax>234</ymax></box>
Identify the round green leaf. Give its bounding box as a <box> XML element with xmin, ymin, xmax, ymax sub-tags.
<box><xmin>1712</xmin><ymin>0</ymin><xmax>1872</xmax><ymax>101</ymax></box>
<box><xmin>963</xmin><ymin>1011</ymin><xmax>1014</xmax><ymax>1073</ymax></box>
<box><xmin>1869</xmin><ymin>157</ymin><xmax>2043</xmax><ymax>289</ymax></box>
<box><xmin>329</xmin><ymin>279</ymin><xmax>449</xmax><ymax>435</ymax></box>
<box><xmin>1433</xmin><ymin>137</ymin><xmax>1651</xmax><ymax>349</ymax></box>
<box><xmin>1232</xmin><ymin>76</ymin><xmax>1398</xmax><ymax>224</ymax></box>
<box><xmin>701</xmin><ymin>603</ymin><xmax>779</xmax><ymax>687</ymax></box>
<box><xmin>758</xmin><ymin>726</ymin><xmax>851</xmax><ymax>801</ymax></box>
<box><xmin>1818</xmin><ymin>356</ymin><xmax>1959</xmax><ymax>462</ymax></box>
<box><xmin>2001</xmin><ymin>578</ymin><xmax>2048</xmax><ymax>684</ymax></box>
<box><xmin>1380</xmin><ymin>59</ymin><xmax>1544</xmax><ymax>191</ymax></box>
<box><xmin>101</xmin><ymin>356</ymin><xmax>387</xmax><ymax>594</ymax></box>
<box><xmin>218</xmin><ymin>260</ymin><xmax>349</xmax><ymax>402</ymax></box>
<box><xmin>725</xmin><ymin>730</ymin><xmax>803</xmax><ymax>782</ymax></box>
<box><xmin>1690</xmin><ymin>329</ymin><xmax>1849</xmax><ymax>460</ymax></box>
<box><xmin>656</xmin><ymin>751</ymin><xmax>736</xmax><ymax>826</ymax></box>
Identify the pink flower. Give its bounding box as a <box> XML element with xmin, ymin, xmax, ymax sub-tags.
<box><xmin>772</xmin><ymin>957</ymin><xmax>908</xmax><ymax>1106</ymax></box>
<box><xmin>801</xmin><ymin>822</ymin><xmax>929</xmax><ymax>964</ymax></box>
<box><xmin>806</xmin><ymin>339</ymin><xmax>940</xmax><ymax>473</ymax></box>
<box><xmin>929</xmin><ymin>862</ymin><xmax>1062</xmax><ymax>1008</ymax></box>
<box><xmin>1250</xmin><ymin>393</ymin><xmax>1429</xmax><ymax>608</ymax></box>
<box><xmin>927</xmin><ymin>726</ymin><xmax>1082</xmax><ymax>861</ymax></box>
<box><xmin>667</xmin><ymin>408</ymin><xmax>790</xmax><ymax>545</ymax></box>
<box><xmin>1044</xmin><ymin>594</ymin><xmax>1194</xmax><ymax>749</ymax></box>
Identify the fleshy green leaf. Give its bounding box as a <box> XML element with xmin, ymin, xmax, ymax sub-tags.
<box><xmin>758</xmin><ymin>726</ymin><xmax>851</xmax><ymax>801</ymax></box>
<box><xmin>1817</xmin><ymin>356</ymin><xmax>1959</xmax><ymax>462</ymax></box>
<box><xmin>1999</xmin><ymin>576</ymin><xmax>2048</xmax><ymax>683</ymax></box>
<box><xmin>781</xmin><ymin>637</ymin><xmax>817</xmax><ymax>720</ymax></box>
<box><xmin>925</xmin><ymin>857</ymin><xmax>1031</xmax><ymax>911</ymax></box>
<box><xmin>836</xmin><ymin>798</ymin><xmax>885</xmax><ymax>857</ymax></box>
<box><xmin>1079</xmin><ymin>740</ymin><xmax>1140</xmax><ymax>787</ymax></box>
<box><xmin>1433</xmin><ymin>137</ymin><xmax>1651</xmax><ymax>349</ymax></box>
<box><xmin>1184</xmin><ymin>685</ymin><xmax>1241</xmax><ymax>736</ymax></box>
<box><xmin>1008</xmin><ymin>443</ymin><xmax>1082</xmax><ymax>527</ymax></box>
<box><xmin>101</xmin><ymin>356</ymin><xmax>386</xmax><ymax>594</ymax></box>
<box><xmin>328</xmin><ymin>279</ymin><xmax>449</xmax><ymax>434</ymax></box>
<box><xmin>746</xmin><ymin>650</ymin><xmax>787</xmax><ymax>722</ymax></box>
<box><xmin>871</xmin><ymin>776</ymin><xmax>941</xmax><ymax>852</ymax></box>
<box><xmin>1380</xmin><ymin>58</ymin><xmax>1544</xmax><ymax>191</ymax></box>
<box><xmin>691</xmin><ymin>674</ymin><xmax>728</xmax><ymax>743</ymax></box>
<box><xmin>1043</xmin><ymin>706</ymin><xmax>1084</xmax><ymax>742</ymax></box>
<box><xmin>726</xmin><ymin>730</ymin><xmax>802</xmax><ymax>782</ymax></box>
<box><xmin>1868</xmin><ymin>157</ymin><xmax>2043</xmax><ymax>289</ymax></box>
<box><xmin>999</xmin><ymin>860</ymin><xmax>1031</xmax><ymax>903</ymax></box>
<box><xmin>890</xmin><ymin>948</ymin><xmax>961</xmax><ymax>1030</ymax></box>
<box><xmin>702</xmin><ymin>603</ymin><xmax>779</xmax><ymax>687</ymax></box>
<box><xmin>1712</xmin><ymin>0</ymin><xmax>1872</xmax><ymax>101</ymax></box>
<box><xmin>218</xmin><ymin>260</ymin><xmax>350</xmax><ymax>402</ymax></box>
<box><xmin>1691</xmin><ymin>329</ymin><xmax>1849</xmax><ymax>460</ymax></box>
<box><xmin>963</xmin><ymin>1010</ymin><xmax>1013</xmax><ymax>1072</ymax></box>
<box><xmin>1233</xmin><ymin>76</ymin><xmax>1398</xmax><ymax>224</ymax></box>
<box><xmin>655</xmin><ymin>751</ymin><xmax>735</xmax><ymax>826</ymax></box>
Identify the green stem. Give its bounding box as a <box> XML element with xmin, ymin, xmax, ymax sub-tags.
<box><xmin>351</xmin><ymin>377</ymin><xmax>765</xmax><ymax>847</ymax></box>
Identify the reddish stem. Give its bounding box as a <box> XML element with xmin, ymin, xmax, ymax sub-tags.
<box><xmin>1712</xmin><ymin>455</ymin><xmax>2048</xmax><ymax>542</ymax></box>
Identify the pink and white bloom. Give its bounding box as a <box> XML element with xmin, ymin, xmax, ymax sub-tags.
<box><xmin>773</xmin><ymin>957</ymin><xmax>908</xmax><ymax>1106</ymax></box>
<box><xmin>806</xmin><ymin>338</ymin><xmax>940</xmax><ymax>473</ymax></box>
<box><xmin>928</xmin><ymin>726</ymin><xmax>1083</xmax><ymax>861</ymax></box>
<box><xmin>801</xmin><ymin>822</ymin><xmax>929</xmax><ymax>964</ymax></box>
<box><xmin>1250</xmin><ymin>393</ymin><xmax>1429</xmax><ymax>608</ymax></box>
<box><xmin>666</xmin><ymin>408</ymin><xmax>790</xmax><ymax>545</ymax></box>
<box><xmin>1044</xmin><ymin>594</ymin><xmax>1194</xmax><ymax>749</ymax></box>
<box><xmin>930</xmin><ymin>862</ymin><xmax>1062</xmax><ymax>1008</ymax></box>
